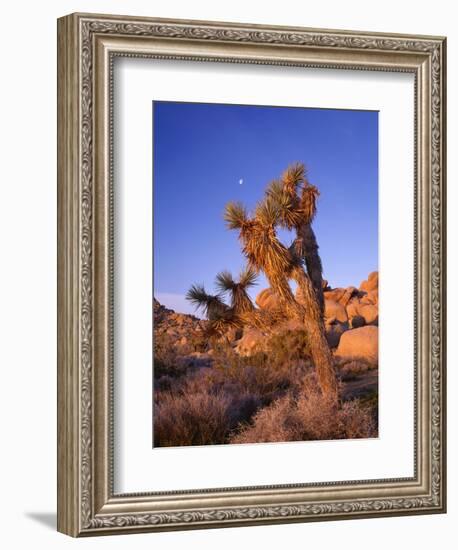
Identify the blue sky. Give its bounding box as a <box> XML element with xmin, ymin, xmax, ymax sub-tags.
<box><xmin>153</xmin><ymin>101</ymin><xmax>378</xmax><ymax>316</ymax></box>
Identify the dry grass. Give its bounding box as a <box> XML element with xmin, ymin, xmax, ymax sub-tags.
<box><xmin>154</xmin><ymin>389</ymin><xmax>232</xmax><ymax>447</ymax></box>
<box><xmin>153</xmin><ymin>333</ymin><xmax>377</xmax><ymax>447</ymax></box>
<box><xmin>154</xmin><ymin>382</ymin><xmax>261</xmax><ymax>447</ymax></box>
<box><xmin>230</xmin><ymin>373</ymin><xmax>377</xmax><ymax>444</ymax></box>
<box><xmin>335</xmin><ymin>358</ymin><xmax>377</xmax><ymax>381</ymax></box>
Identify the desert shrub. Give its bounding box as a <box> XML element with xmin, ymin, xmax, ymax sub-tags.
<box><xmin>230</xmin><ymin>396</ymin><xmax>298</xmax><ymax>443</ymax></box>
<box><xmin>209</xmin><ymin>338</ymin><xmax>311</xmax><ymax>405</ymax></box>
<box><xmin>212</xmin><ymin>328</ymin><xmax>311</xmax><ymax>367</ymax></box>
<box><xmin>154</xmin><ymin>384</ymin><xmax>261</xmax><ymax>447</ymax></box>
<box><xmin>357</xmin><ymin>388</ymin><xmax>379</xmax><ymax>424</ymax></box>
<box><xmin>154</xmin><ymin>332</ymin><xmax>180</xmax><ymax>377</ymax></box>
<box><xmin>230</xmin><ymin>373</ymin><xmax>377</xmax><ymax>444</ymax></box>
<box><xmin>213</xmin><ymin>330</ymin><xmax>311</xmax><ymax>395</ymax></box>
<box><xmin>154</xmin><ymin>389</ymin><xmax>231</xmax><ymax>446</ymax></box>
<box><xmin>153</xmin><ymin>332</ymin><xmax>193</xmax><ymax>380</ymax></box>
<box><xmin>266</xmin><ymin>329</ymin><xmax>312</xmax><ymax>365</ymax></box>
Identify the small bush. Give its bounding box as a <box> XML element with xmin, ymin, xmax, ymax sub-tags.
<box><xmin>214</xmin><ymin>330</ymin><xmax>312</xmax><ymax>384</ymax></box>
<box><xmin>154</xmin><ymin>389</ymin><xmax>231</xmax><ymax>446</ymax></box>
<box><xmin>357</xmin><ymin>388</ymin><xmax>379</xmax><ymax>424</ymax></box>
<box><xmin>153</xmin><ymin>332</ymin><xmax>185</xmax><ymax>378</ymax></box>
<box><xmin>231</xmin><ymin>373</ymin><xmax>377</xmax><ymax>444</ymax></box>
<box><xmin>154</xmin><ymin>377</ymin><xmax>262</xmax><ymax>447</ymax></box>
<box><xmin>209</xmin><ymin>340</ymin><xmax>311</xmax><ymax>405</ymax></box>
<box><xmin>265</xmin><ymin>329</ymin><xmax>312</xmax><ymax>365</ymax></box>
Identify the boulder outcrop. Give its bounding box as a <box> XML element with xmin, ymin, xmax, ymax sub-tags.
<box><xmin>335</xmin><ymin>325</ymin><xmax>379</xmax><ymax>363</ymax></box>
<box><xmin>324</xmin><ymin>299</ymin><xmax>348</xmax><ymax>324</ymax></box>
<box><xmin>155</xmin><ymin>271</ymin><xmax>379</xmax><ymax>362</ymax></box>
<box><xmin>360</xmin><ymin>271</ymin><xmax>379</xmax><ymax>293</ymax></box>
<box><xmin>153</xmin><ymin>297</ymin><xmax>207</xmax><ymax>353</ymax></box>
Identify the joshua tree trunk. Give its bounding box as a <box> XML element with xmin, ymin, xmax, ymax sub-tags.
<box><xmin>291</xmin><ymin>266</ymin><xmax>338</xmax><ymax>401</ymax></box>
<box><xmin>296</xmin><ymin>223</ymin><xmax>325</xmax><ymax>314</ymax></box>
<box><xmin>263</xmin><ymin>266</ymin><xmax>337</xmax><ymax>401</ymax></box>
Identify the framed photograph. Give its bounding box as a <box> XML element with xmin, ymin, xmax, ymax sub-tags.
<box><xmin>57</xmin><ymin>13</ymin><xmax>446</xmax><ymax>536</ymax></box>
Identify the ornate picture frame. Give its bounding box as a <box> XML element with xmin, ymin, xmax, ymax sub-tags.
<box><xmin>57</xmin><ymin>12</ymin><xmax>446</xmax><ymax>536</ymax></box>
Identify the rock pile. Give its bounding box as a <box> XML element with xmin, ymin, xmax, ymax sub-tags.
<box><xmin>324</xmin><ymin>271</ymin><xmax>378</xmax><ymax>362</ymax></box>
<box><xmin>153</xmin><ymin>298</ymin><xmax>207</xmax><ymax>352</ymax></box>
<box><xmin>254</xmin><ymin>271</ymin><xmax>379</xmax><ymax>363</ymax></box>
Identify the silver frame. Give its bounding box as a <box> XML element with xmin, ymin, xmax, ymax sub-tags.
<box><xmin>57</xmin><ymin>12</ymin><xmax>446</xmax><ymax>536</ymax></box>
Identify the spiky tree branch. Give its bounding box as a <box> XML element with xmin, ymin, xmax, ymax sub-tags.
<box><xmin>185</xmin><ymin>284</ymin><xmax>228</xmax><ymax>321</ymax></box>
<box><xmin>270</xmin><ymin>163</ymin><xmax>325</xmax><ymax>312</ymax></box>
<box><xmin>215</xmin><ymin>267</ymin><xmax>258</xmax><ymax>314</ymax></box>
<box><xmin>223</xmin><ymin>201</ymin><xmax>249</xmax><ymax>230</ymax></box>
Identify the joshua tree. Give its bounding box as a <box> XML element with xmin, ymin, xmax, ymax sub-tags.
<box><xmin>224</xmin><ymin>163</ymin><xmax>337</xmax><ymax>400</ymax></box>
<box><xmin>186</xmin><ymin>268</ymin><xmax>258</xmax><ymax>338</ymax></box>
